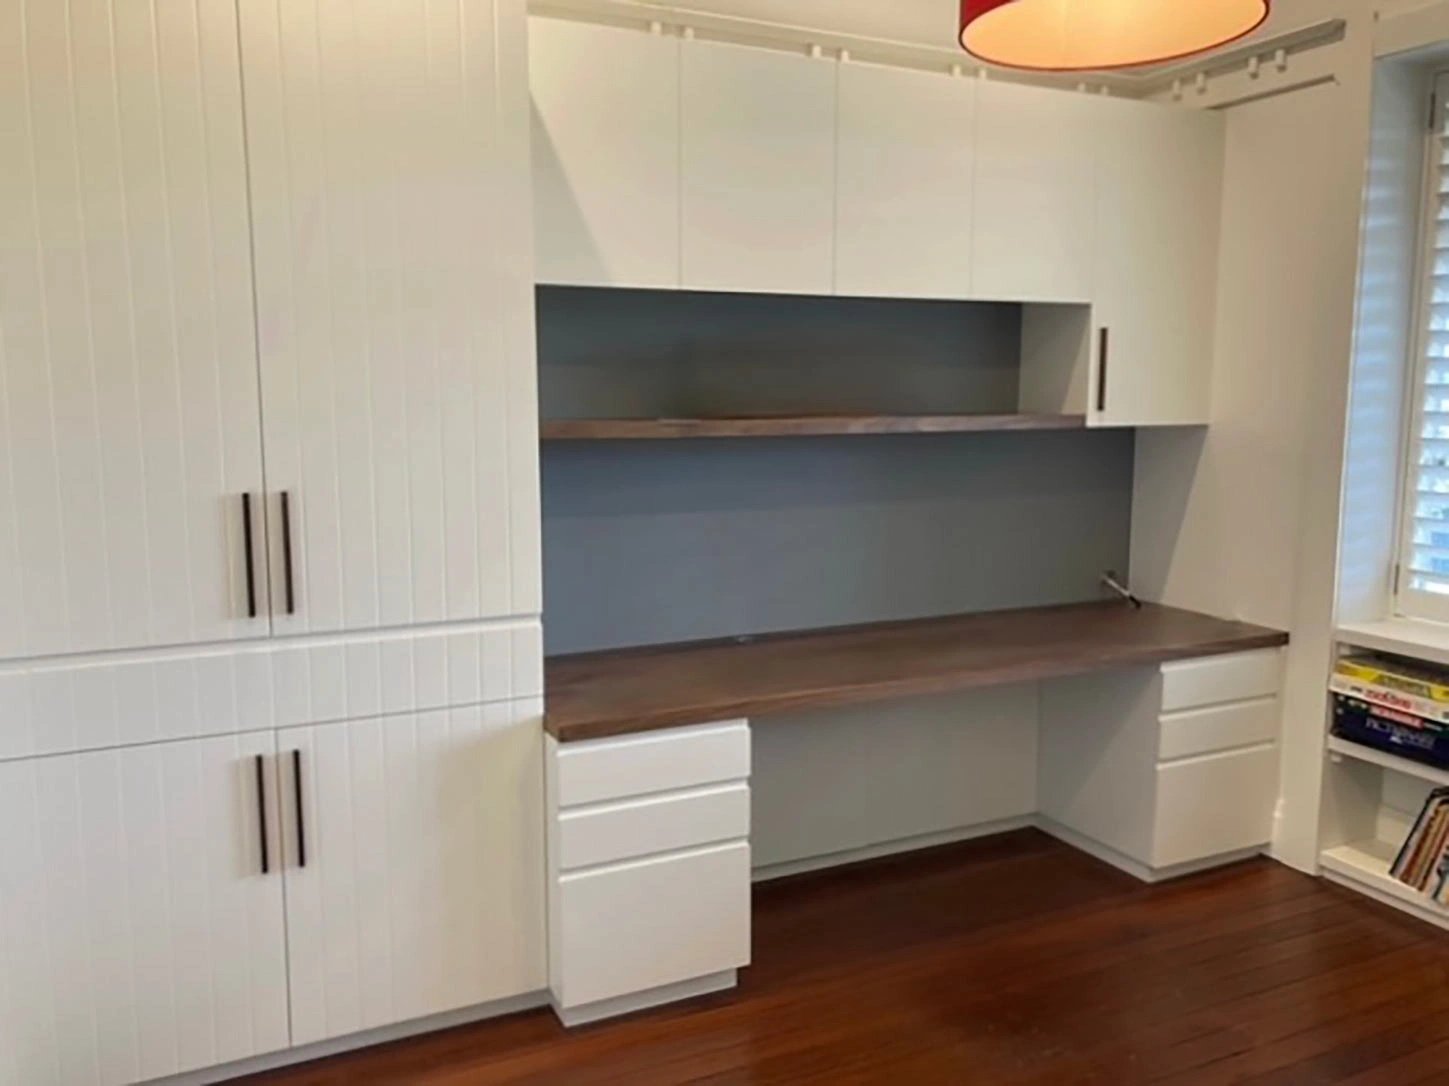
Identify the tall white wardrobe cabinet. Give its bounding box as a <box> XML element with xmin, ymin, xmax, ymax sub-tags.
<box><xmin>0</xmin><ymin>1</ymin><xmax>544</xmax><ymax>1083</ymax></box>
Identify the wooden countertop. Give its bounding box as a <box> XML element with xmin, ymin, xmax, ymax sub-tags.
<box><xmin>543</xmin><ymin>602</ymin><xmax>1288</xmax><ymax>742</ymax></box>
<box><xmin>540</xmin><ymin>413</ymin><xmax>1085</xmax><ymax>440</ymax></box>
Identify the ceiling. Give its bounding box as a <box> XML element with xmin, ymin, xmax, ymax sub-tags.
<box><xmin>647</xmin><ymin>0</ymin><xmax>1353</xmax><ymax>59</ymax></box>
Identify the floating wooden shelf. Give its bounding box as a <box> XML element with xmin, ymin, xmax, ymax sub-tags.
<box><xmin>544</xmin><ymin>601</ymin><xmax>1288</xmax><ymax>742</ymax></box>
<box><xmin>539</xmin><ymin>413</ymin><xmax>1088</xmax><ymax>440</ymax></box>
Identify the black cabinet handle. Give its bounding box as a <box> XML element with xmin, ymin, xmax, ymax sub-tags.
<box><xmin>255</xmin><ymin>754</ymin><xmax>270</xmax><ymax>875</ymax></box>
<box><xmin>1096</xmin><ymin>327</ymin><xmax>1110</xmax><ymax>413</ymax></box>
<box><xmin>292</xmin><ymin>748</ymin><xmax>307</xmax><ymax>869</ymax></box>
<box><xmin>242</xmin><ymin>493</ymin><xmax>257</xmax><ymax>619</ymax></box>
<box><xmin>281</xmin><ymin>491</ymin><xmax>296</xmax><ymax>615</ymax></box>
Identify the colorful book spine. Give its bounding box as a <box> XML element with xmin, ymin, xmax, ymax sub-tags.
<box><xmin>1335</xmin><ymin>658</ymin><xmax>1449</xmax><ymax>705</ymax></box>
<box><xmin>1328</xmin><ymin>674</ymin><xmax>1449</xmax><ymax>726</ymax></box>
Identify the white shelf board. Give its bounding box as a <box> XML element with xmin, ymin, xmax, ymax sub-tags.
<box><xmin>1326</xmin><ymin>735</ymin><xmax>1449</xmax><ymax>788</ymax></box>
<box><xmin>1336</xmin><ymin>617</ymin><xmax>1449</xmax><ymax>668</ymax></box>
<box><xmin>1320</xmin><ymin>839</ymin><xmax>1449</xmax><ymax>932</ymax></box>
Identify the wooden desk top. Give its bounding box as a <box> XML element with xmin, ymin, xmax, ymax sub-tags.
<box><xmin>543</xmin><ymin>602</ymin><xmax>1289</xmax><ymax>742</ymax></box>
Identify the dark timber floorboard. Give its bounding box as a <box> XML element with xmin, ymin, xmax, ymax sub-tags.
<box><xmin>232</xmin><ymin>830</ymin><xmax>1449</xmax><ymax>1085</ymax></box>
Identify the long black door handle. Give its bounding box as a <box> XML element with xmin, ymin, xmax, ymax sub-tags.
<box><xmin>280</xmin><ymin>491</ymin><xmax>296</xmax><ymax>615</ymax></box>
<box><xmin>1096</xmin><ymin>327</ymin><xmax>1110</xmax><ymax>413</ymax></box>
<box><xmin>242</xmin><ymin>493</ymin><xmax>257</xmax><ymax>619</ymax></box>
<box><xmin>292</xmin><ymin>748</ymin><xmax>307</xmax><ymax>868</ymax></box>
<box><xmin>255</xmin><ymin>754</ymin><xmax>270</xmax><ymax>875</ymax></box>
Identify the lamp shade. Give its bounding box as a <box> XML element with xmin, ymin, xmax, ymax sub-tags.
<box><xmin>958</xmin><ymin>0</ymin><xmax>1270</xmax><ymax>72</ymax></box>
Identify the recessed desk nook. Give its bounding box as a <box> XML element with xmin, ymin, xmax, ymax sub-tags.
<box><xmin>530</xmin><ymin>12</ymin><xmax>1290</xmax><ymax>1030</ymax></box>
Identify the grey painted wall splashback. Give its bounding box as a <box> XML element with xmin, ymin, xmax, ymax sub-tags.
<box><xmin>543</xmin><ymin>430</ymin><xmax>1134</xmax><ymax>654</ymax></box>
<box><xmin>537</xmin><ymin>287</ymin><xmax>1134</xmax><ymax>656</ymax></box>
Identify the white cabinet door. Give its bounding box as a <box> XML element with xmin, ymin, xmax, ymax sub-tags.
<box><xmin>0</xmin><ymin>733</ymin><xmax>288</xmax><ymax>1086</ymax></box>
<box><xmin>0</xmin><ymin>0</ymin><xmax>267</xmax><ymax>660</ymax></box>
<box><xmin>240</xmin><ymin>0</ymin><xmax>540</xmax><ymax>636</ymax></box>
<box><xmin>1090</xmin><ymin>97</ymin><xmax>1224</xmax><ymax>426</ymax></box>
<box><xmin>531</xmin><ymin>18</ymin><xmax>680</xmax><ymax>288</ymax></box>
<box><xmin>973</xmin><ymin>81</ymin><xmax>1096</xmax><ymax>303</ymax></box>
<box><xmin>681</xmin><ymin>40</ymin><xmax>836</xmax><ymax>294</ymax></box>
<box><xmin>835</xmin><ymin>62</ymin><xmax>975</xmax><ymax>300</ymax></box>
<box><xmin>281</xmin><ymin>701</ymin><xmax>546</xmax><ymax>1046</ymax></box>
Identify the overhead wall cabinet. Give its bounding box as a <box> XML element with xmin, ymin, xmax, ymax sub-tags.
<box><xmin>680</xmin><ymin>39</ymin><xmax>837</xmax><ymax>295</ymax></box>
<box><xmin>971</xmin><ymin>80</ymin><xmax>1095</xmax><ymax>304</ymax></box>
<box><xmin>528</xmin><ymin>16</ymin><xmax>1227</xmax><ymax>427</ymax></box>
<box><xmin>530</xmin><ymin>18</ymin><xmax>681</xmax><ymax>288</ymax></box>
<box><xmin>834</xmin><ymin>61</ymin><xmax>976</xmax><ymax>300</ymax></box>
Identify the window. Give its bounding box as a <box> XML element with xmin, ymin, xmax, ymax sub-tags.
<box><xmin>1398</xmin><ymin>72</ymin><xmax>1449</xmax><ymax>620</ymax></box>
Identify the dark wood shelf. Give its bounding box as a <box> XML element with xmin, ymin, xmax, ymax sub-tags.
<box><xmin>544</xmin><ymin>602</ymin><xmax>1288</xmax><ymax>742</ymax></box>
<box><xmin>539</xmin><ymin>413</ymin><xmax>1087</xmax><ymax>440</ymax></box>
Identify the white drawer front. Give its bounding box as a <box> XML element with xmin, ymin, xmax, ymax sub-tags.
<box><xmin>555</xmin><ymin>720</ymin><xmax>750</xmax><ymax>807</ymax></box>
<box><xmin>1158</xmin><ymin>697</ymin><xmax>1278</xmax><ymax>762</ymax></box>
<box><xmin>558</xmin><ymin>783</ymin><xmax>751</xmax><ymax>870</ymax></box>
<box><xmin>1153</xmin><ymin>745</ymin><xmax>1278</xmax><ymax>868</ymax></box>
<box><xmin>557</xmin><ymin>841</ymin><xmax>751</xmax><ymax>1008</ymax></box>
<box><xmin>1160</xmin><ymin>649</ymin><xmax>1282</xmax><ymax>713</ymax></box>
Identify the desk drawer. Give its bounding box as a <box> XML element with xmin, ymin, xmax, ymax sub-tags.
<box><xmin>1160</xmin><ymin>650</ymin><xmax>1282</xmax><ymax>713</ymax></box>
<box><xmin>555</xmin><ymin>720</ymin><xmax>750</xmax><ymax>807</ymax></box>
<box><xmin>557</xmin><ymin>841</ymin><xmax>751</xmax><ymax>1007</ymax></box>
<box><xmin>1153</xmin><ymin>745</ymin><xmax>1277</xmax><ymax>868</ymax></box>
<box><xmin>558</xmin><ymin>783</ymin><xmax>751</xmax><ymax>870</ymax></box>
<box><xmin>1158</xmin><ymin>698</ymin><xmax>1278</xmax><ymax>762</ymax></box>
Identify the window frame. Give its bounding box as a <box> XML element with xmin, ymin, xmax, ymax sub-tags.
<box><xmin>1394</xmin><ymin>69</ymin><xmax>1449</xmax><ymax>623</ymax></box>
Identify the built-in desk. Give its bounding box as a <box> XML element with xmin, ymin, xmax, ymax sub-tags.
<box><xmin>545</xmin><ymin>601</ymin><xmax>1288</xmax><ymax>742</ymax></box>
<box><xmin>543</xmin><ymin>601</ymin><xmax>1289</xmax><ymax>1027</ymax></box>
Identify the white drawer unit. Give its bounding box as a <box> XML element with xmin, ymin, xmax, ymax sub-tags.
<box><xmin>558</xmin><ymin>783</ymin><xmax>751</xmax><ymax>871</ymax></box>
<box><xmin>1157</xmin><ymin>697</ymin><xmax>1279</xmax><ymax>762</ymax></box>
<box><xmin>556</xmin><ymin>842</ymin><xmax>752</xmax><ymax>1010</ymax></box>
<box><xmin>546</xmin><ymin>720</ymin><xmax>753</xmax><ymax>1026</ymax></box>
<box><xmin>1160</xmin><ymin>649</ymin><xmax>1284</xmax><ymax>712</ymax></box>
<box><xmin>1040</xmin><ymin>648</ymin><xmax>1284</xmax><ymax>881</ymax></box>
<box><xmin>553</xmin><ymin>720</ymin><xmax>751</xmax><ymax>806</ymax></box>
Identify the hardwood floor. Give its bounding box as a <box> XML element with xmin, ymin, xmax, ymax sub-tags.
<box><xmin>233</xmin><ymin>830</ymin><xmax>1449</xmax><ymax>1085</ymax></box>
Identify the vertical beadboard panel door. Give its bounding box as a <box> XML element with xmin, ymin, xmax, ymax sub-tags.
<box><xmin>0</xmin><ymin>733</ymin><xmax>288</xmax><ymax>1086</ymax></box>
<box><xmin>281</xmin><ymin>700</ymin><xmax>546</xmax><ymax>1045</ymax></box>
<box><xmin>0</xmin><ymin>0</ymin><xmax>268</xmax><ymax>660</ymax></box>
<box><xmin>680</xmin><ymin>39</ymin><xmax>836</xmax><ymax>295</ymax></box>
<box><xmin>972</xmin><ymin>81</ymin><xmax>1096</xmax><ymax>304</ymax></box>
<box><xmin>530</xmin><ymin>17</ymin><xmax>681</xmax><ymax>288</ymax></box>
<box><xmin>1090</xmin><ymin>98</ymin><xmax>1225</xmax><ymax>426</ymax></box>
<box><xmin>834</xmin><ymin>62</ymin><xmax>975</xmax><ymax>300</ymax></box>
<box><xmin>240</xmin><ymin>0</ymin><xmax>541</xmax><ymax>636</ymax></box>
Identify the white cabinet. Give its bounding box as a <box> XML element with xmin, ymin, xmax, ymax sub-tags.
<box><xmin>972</xmin><ymin>80</ymin><xmax>1096</xmax><ymax>303</ymax></box>
<box><xmin>240</xmin><ymin>0</ymin><xmax>540</xmax><ymax>636</ymax></box>
<box><xmin>834</xmin><ymin>62</ymin><xmax>975</xmax><ymax>299</ymax></box>
<box><xmin>0</xmin><ymin>0</ymin><xmax>266</xmax><ymax>660</ymax></box>
<box><xmin>531</xmin><ymin>18</ymin><xmax>681</xmax><ymax>288</ymax></box>
<box><xmin>1038</xmin><ymin>648</ymin><xmax>1283</xmax><ymax>879</ymax></box>
<box><xmin>1089</xmin><ymin>97</ymin><xmax>1225</xmax><ymax>426</ymax></box>
<box><xmin>680</xmin><ymin>40</ymin><xmax>836</xmax><ymax>294</ymax></box>
<box><xmin>282</xmin><ymin>702</ymin><xmax>546</xmax><ymax>1046</ymax></box>
<box><xmin>0</xmin><ymin>733</ymin><xmax>289</xmax><ymax>1086</ymax></box>
<box><xmin>547</xmin><ymin>721</ymin><xmax>753</xmax><ymax>1025</ymax></box>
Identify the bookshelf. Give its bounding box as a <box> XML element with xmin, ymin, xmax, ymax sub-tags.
<box><xmin>1320</xmin><ymin>839</ymin><xmax>1449</xmax><ymax>932</ymax></box>
<box><xmin>1326</xmin><ymin>736</ymin><xmax>1449</xmax><ymax>789</ymax></box>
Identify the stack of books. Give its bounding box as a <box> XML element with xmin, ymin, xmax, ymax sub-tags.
<box><xmin>1330</xmin><ymin>654</ymin><xmax>1449</xmax><ymax>770</ymax></box>
<box><xmin>1391</xmin><ymin>788</ymin><xmax>1449</xmax><ymax>899</ymax></box>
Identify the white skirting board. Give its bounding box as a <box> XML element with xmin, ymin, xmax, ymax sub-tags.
<box><xmin>145</xmin><ymin>991</ymin><xmax>548</xmax><ymax>1085</ymax></box>
<box><xmin>552</xmin><ymin>970</ymin><xmax>738</xmax><ymax>1028</ymax></box>
<box><xmin>1036</xmin><ymin>817</ymin><xmax>1266</xmax><ymax>883</ymax></box>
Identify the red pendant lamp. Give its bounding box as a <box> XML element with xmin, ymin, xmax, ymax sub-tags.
<box><xmin>959</xmin><ymin>0</ymin><xmax>1270</xmax><ymax>72</ymax></box>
